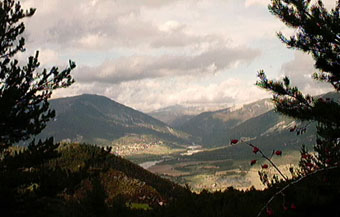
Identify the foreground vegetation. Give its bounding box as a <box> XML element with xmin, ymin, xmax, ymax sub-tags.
<box><xmin>2</xmin><ymin>143</ymin><xmax>340</xmax><ymax>217</ymax></box>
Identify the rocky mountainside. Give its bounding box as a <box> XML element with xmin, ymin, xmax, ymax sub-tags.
<box><xmin>148</xmin><ymin>104</ymin><xmax>220</xmax><ymax>128</ymax></box>
<box><xmin>177</xmin><ymin>92</ymin><xmax>340</xmax><ymax>157</ymax></box>
<box><xmin>179</xmin><ymin>99</ymin><xmax>275</xmax><ymax>147</ymax></box>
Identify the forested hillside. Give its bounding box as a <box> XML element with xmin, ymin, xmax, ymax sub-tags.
<box><xmin>4</xmin><ymin>143</ymin><xmax>339</xmax><ymax>217</ymax></box>
<box><xmin>36</xmin><ymin>94</ymin><xmax>193</xmax><ymax>147</ymax></box>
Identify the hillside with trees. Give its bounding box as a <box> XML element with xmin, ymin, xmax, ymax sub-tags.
<box><xmin>37</xmin><ymin>94</ymin><xmax>193</xmax><ymax>148</ymax></box>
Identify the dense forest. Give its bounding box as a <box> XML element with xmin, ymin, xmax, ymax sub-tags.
<box><xmin>0</xmin><ymin>0</ymin><xmax>340</xmax><ymax>216</ymax></box>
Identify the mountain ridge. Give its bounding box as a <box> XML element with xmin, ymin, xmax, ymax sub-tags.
<box><xmin>37</xmin><ymin>94</ymin><xmax>193</xmax><ymax>148</ymax></box>
<box><xmin>178</xmin><ymin>98</ymin><xmax>274</xmax><ymax>147</ymax></box>
<box><xmin>148</xmin><ymin>104</ymin><xmax>220</xmax><ymax>128</ymax></box>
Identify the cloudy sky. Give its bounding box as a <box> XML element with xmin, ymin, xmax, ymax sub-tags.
<box><xmin>21</xmin><ymin>0</ymin><xmax>335</xmax><ymax>112</ymax></box>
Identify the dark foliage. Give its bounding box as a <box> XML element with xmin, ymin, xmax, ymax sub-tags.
<box><xmin>0</xmin><ymin>0</ymin><xmax>75</xmax><ymax>150</ymax></box>
<box><xmin>0</xmin><ymin>0</ymin><xmax>75</xmax><ymax>216</ymax></box>
<box><xmin>257</xmin><ymin>0</ymin><xmax>340</xmax><ymax>166</ymax></box>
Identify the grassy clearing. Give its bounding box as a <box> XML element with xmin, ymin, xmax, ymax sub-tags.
<box><xmin>146</xmin><ymin>149</ymin><xmax>302</xmax><ymax>191</ymax></box>
<box><xmin>126</xmin><ymin>203</ymin><xmax>152</xmax><ymax>210</ymax></box>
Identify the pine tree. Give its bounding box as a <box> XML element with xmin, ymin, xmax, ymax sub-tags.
<box><xmin>0</xmin><ymin>1</ymin><xmax>76</xmax><ymax>216</ymax></box>
<box><xmin>257</xmin><ymin>0</ymin><xmax>340</xmax><ymax>167</ymax></box>
<box><xmin>0</xmin><ymin>0</ymin><xmax>75</xmax><ymax>152</ymax></box>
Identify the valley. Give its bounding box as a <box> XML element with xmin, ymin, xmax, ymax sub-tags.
<box><xmin>127</xmin><ymin>146</ymin><xmax>301</xmax><ymax>191</ymax></box>
<box><xmin>36</xmin><ymin>93</ymin><xmax>326</xmax><ymax>190</ymax></box>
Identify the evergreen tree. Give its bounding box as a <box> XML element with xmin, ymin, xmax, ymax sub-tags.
<box><xmin>0</xmin><ymin>0</ymin><xmax>75</xmax><ymax>151</ymax></box>
<box><xmin>0</xmin><ymin>1</ymin><xmax>76</xmax><ymax>216</ymax></box>
<box><xmin>257</xmin><ymin>0</ymin><xmax>340</xmax><ymax>167</ymax></box>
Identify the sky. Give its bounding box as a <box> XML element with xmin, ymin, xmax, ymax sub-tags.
<box><xmin>21</xmin><ymin>0</ymin><xmax>335</xmax><ymax>112</ymax></box>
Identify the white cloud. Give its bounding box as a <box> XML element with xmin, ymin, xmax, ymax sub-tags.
<box><xmin>74</xmin><ymin>45</ymin><xmax>260</xmax><ymax>84</ymax></box>
<box><xmin>281</xmin><ymin>51</ymin><xmax>333</xmax><ymax>96</ymax></box>
<box><xmin>37</xmin><ymin>49</ymin><xmax>62</xmax><ymax>65</ymax></box>
<box><xmin>21</xmin><ymin>0</ymin><xmax>333</xmax><ymax>112</ymax></box>
<box><xmin>159</xmin><ymin>20</ymin><xmax>184</xmax><ymax>32</ymax></box>
<box><xmin>245</xmin><ymin>0</ymin><xmax>336</xmax><ymax>8</ymax></box>
<box><xmin>244</xmin><ymin>0</ymin><xmax>268</xmax><ymax>8</ymax></box>
<box><xmin>22</xmin><ymin>0</ymin><xmax>284</xmax><ymax>51</ymax></box>
<box><xmin>23</xmin><ymin>0</ymin><xmax>218</xmax><ymax>51</ymax></box>
<box><xmin>78</xmin><ymin>33</ymin><xmax>107</xmax><ymax>49</ymax></box>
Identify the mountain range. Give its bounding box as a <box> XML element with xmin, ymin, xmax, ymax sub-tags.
<box><xmin>178</xmin><ymin>99</ymin><xmax>275</xmax><ymax>146</ymax></box>
<box><xmin>178</xmin><ymin>92</ymin><xmax>339</xmax><ymax>150</ymax></box>
<box><xmin>36</xmin><ymin>92</ymin><xmax>339</xmax><ymax>158</ymax></box>
<box><xmin>148</xmin><ymin>104</ymin><xmax>224</xmax><ymax>128</ymax></box>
